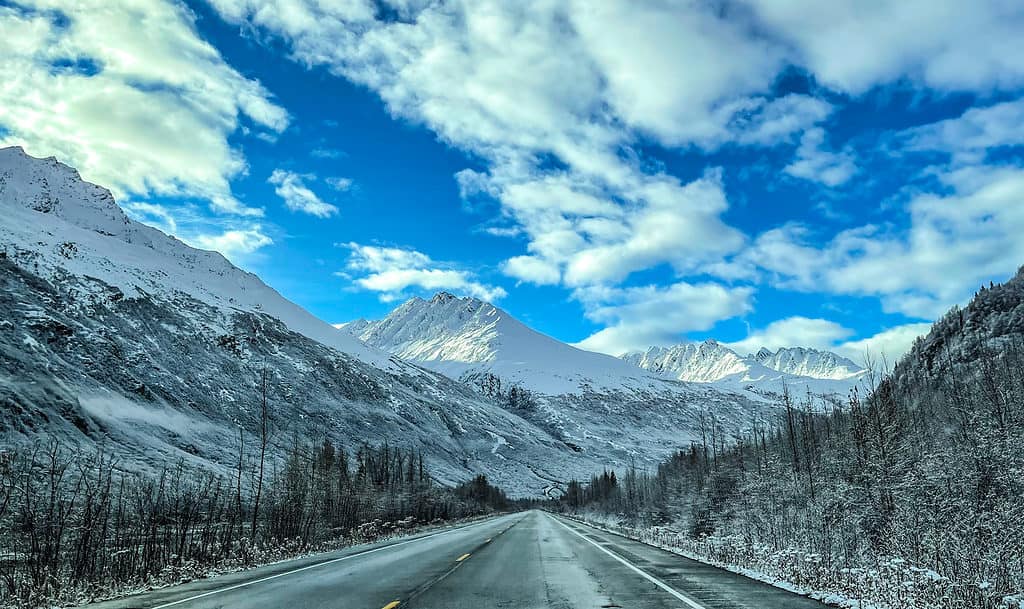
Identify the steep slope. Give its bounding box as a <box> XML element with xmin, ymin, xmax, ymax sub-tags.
<box><xmin>901</xmin><ymin>267</ymin><xmax>1024</xmax><ymax>376</ymax></box>
<box><xmin>622</xmin><ymin>341</ymin><xmax>868</xmax><ymax>397</ymax></box>
<box><xmin>0</xmin><ymin>146</ymin><xmax>385</xmax><ymax>366</ymax></box>
<box><xmin>0</xmin><ymin>146</ymin><xmax>601</xmax><ymax>495</ymax></box>
<box><xmin>341</xmin><ymin>294</ymin><xmax>772</xmax><ymax>470</ymax></box>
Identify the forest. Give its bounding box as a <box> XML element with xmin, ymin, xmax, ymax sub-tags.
<box><xmin>0</xmin><ymin>436</ymin><xmax>509</xmax><ymax>608</ymax></box>
<box><xmin>558</xmin><ymin>275</ymin><xmax>1024</xmax><ymax>609</ymax></box>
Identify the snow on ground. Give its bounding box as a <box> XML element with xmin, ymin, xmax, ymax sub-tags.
<box><xmin>565</xmin><ymin>513</ymin><xmax>973</xmax><ymax>609</ymax></box>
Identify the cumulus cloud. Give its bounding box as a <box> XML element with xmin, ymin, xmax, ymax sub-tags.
<box><xmin>744</xmin><ymin>0</ymin><xmax>1024</xmax><ymax>93</ymax></box>
<box><xmin>726</xmin><ymin>317</ymin><xmax>854</xmax><ymax>355</ymax></box>
<box><xmin>205</xmin><ymin>0</ymin><xmax>830</xmax><ymax>296</ymax></box>
<box><xmin>903</xmin><ymin>98</ymin><xmax>1024</xmax><ymax>164</ymax></box>
<box><xmin>268</xmin><ymin>169</ymin><xmax>338</xmax><ymax>217</ymax></box>
<box><xmin>191</xmin><ymin>226</ymin><xmax>274</xmax><ymax>262</ymax></box>
<box><xmin>745</xmin><ymin>164</ymin><xmax>1024</xmax><ymax>318</ymax></box>
<box><xmin>574</xmin><ymin>282</ymin><xmax>754</xmax><ymax>355</ymax></box>
<box><xmin>342</xmin><ymin>242</ymin><xmax>506</xmax><ymax>302</ymax></box>
<box><xmin>784</xmin><ymin>128</ymin><xmax>858</xmax><ymax>187</ymax></box>
<box><xmin>834</xmin><ymin>322</ymin><xmax>933</xmax><ymax>366</ymax></box>
<box><xmin>206</xmin><ymin>0</ymin><xmax>1024</xmax><ymax>347</ymax></box>
<box><xmin>0</xmin><ymin>0</ymin><xmax>287</xmax><ymax>215</ymax></box>
<box><xmin>502</xmin><ymin>256</ymin><xmax>561</xmax><ymax>286</ymax></box>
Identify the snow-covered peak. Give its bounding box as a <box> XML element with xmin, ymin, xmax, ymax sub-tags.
<box><xmin>342</xmin><ymin>292</ymin><xmax>683</xmax><ymax>395</ymax></box>
<box><xmin>622</xmin><ymin>339</ymin><xmax>868</xmax><ymax>397</ymax></box>
<box><xmin>0</xmin><ymin>146</ymin><xmax>388</xmax><ymax>366</ymax></box>
<box><xmin>623</xmin><ymin>341</ymin><xmax>751</xmax><ymax>383</ymax></box>
<box><xmin>752</xmin><ymin>347</ymin><xmax>864</xmax><ymax>380</ymax></box>
<box><xmin>0</xmin><ymin>146</ymin><xmax>130</xmax><ymax>238</ymax></box>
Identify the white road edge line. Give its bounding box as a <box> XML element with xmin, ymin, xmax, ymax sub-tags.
<box><xmin>550</xmin><ymin>514</ymin><xmax>709</xmax><ymax>609</ymax></box>
<box><xmin>151</xmin><ymin>516</ymin><xmax>508</xmax><ymax>608</ymax></box>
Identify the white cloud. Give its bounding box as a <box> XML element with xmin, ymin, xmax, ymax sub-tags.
<box><xmin>206</xmin><ymin>0</ymin><xmax>829</xmax><ymax>296</ymax></box>
<box><xmin>0</xmin><ymin>0</ymin><xmax>287</xmax><ymax>215</ymax></box>
<box><xmin>726</xmin><ymin>316</ymin><xmax>854</xmax><ymax>355</ymax></box>
<box><xmin>903</xmin><ymin>98</ymin><xmax>1024</xmax><ymax>163</ymax></box>
<box><xmin>574</xmin><ymin>282</ymin><xmax>754</xmax><ymax>355</ymax></box>
<box><xmin>746</xmin><ymin>165</ymin><xmax>1024</xmax><ymax>318</ymax></box>
<box><xmin>206</xmin><ymin>0</ymin><xmax>1024</xmax><ymax>348</ymax></box>
<box><xmin>268</xmin><ymin>169</ymin><xmax>338</xmax><ymax>217</ymax></box>
<box><xmin>191</xmin><ymin>226</ymin><xmax>274</xmax><ymax>262</ymax></box>
<box><xmin>784</xmin><ymin>128</ymin><xmax>857</xmax><ymax>187</ymax></box>
<box><xmin>502</xmin><ymin>256</ymin><xmax>561</xmax><ymax>286</ymax></box>
<box><xmin>834</xmin><ymin>322</ymin><xmax>932</xmax><ymax>367</ymax></box>
<box><xmin>728</xmin><ymin>94</ymin><xmax>834</xmax><ymax>146</ymax></box>
<box><xmin>343</xmin><ymin>242</ymin><xmax>506</xmax><ymax>302</ymax></box>
<box><xmin>325</xmin><ymin>176</ymin><xmax>353</xmax><ymax>191</ymax></box>
<box><xmin>744</xmin><ymin>0</ymin><xmax>1024</xmax><ymax>93</ymax></box>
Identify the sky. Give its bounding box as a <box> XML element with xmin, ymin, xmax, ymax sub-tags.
<box><xmin>2</xmin><ymin>0</ymin><xmax>1023</xmax><ymax>363</ymax></box>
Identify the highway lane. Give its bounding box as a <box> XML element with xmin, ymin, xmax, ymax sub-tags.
<box><xmin>83</xmin><ymin>510</ymin><xmax>830</xmax><ymax>609</ymax></box>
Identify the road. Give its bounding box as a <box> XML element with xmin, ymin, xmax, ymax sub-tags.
<box><xmin>84</xmin><ymin>510</ymin><xmax>830</xmax><ymax>609</ymax></box>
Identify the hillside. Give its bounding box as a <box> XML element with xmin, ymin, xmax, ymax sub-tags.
<box><xmin>0</xmin><ymin>146</ymin><xmax>602</xmax><ymax>495</ymax></box>
<box><xmin>561</xmin><ymin>267</ymin><xmax>1024</xmax><ymax>609</ymax></box>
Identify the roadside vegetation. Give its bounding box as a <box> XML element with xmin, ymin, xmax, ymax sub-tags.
<box><xmin>0</xmin><ymin>436</ymin><xmax>509</xmax><ymax>608</ymax></box>
<box><xmin>557</xmin><ymin>272</ymin><xmax>1024</xmax><ymax>609</ymax></box>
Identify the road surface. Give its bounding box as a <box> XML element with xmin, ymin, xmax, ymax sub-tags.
<box><xmin>84</xmin><ymin>510</ymin><xmax>830</xmax><ymax>609</ymax></box>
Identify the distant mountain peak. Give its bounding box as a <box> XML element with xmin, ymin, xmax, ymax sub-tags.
<box><xmin>430</xmin><ymin>290</ymin><xmax>459</xmax><ymax>303</ymax></box>
<box><xmin>622</xmin><ymin>340</ymin><xmax>867</xmax><ymax>394</ymax></box>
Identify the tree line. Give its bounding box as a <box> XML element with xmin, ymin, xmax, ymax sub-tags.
<box><xmin>557</xmin><ymin>333</ymin><xmax>1024</xmax><ymax>609</ymax></box>
<box><xmin>0</xmin><ymin>435</ymin><xmax>508</xmax><ymax>608</ymax></box>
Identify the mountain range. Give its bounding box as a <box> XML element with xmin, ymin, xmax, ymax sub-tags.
<box><xmin>621</xmin><ymin>341</ymin><xmax>867</xmax><ymax>396</ymax></box>
<box><xmin>342</xmin><ymin>294</ymin><xmax>869</xmax><ymax>400</ymax></box>
<box><xmin>1</xmin><ymin>146</ymin><xmax>876</xmax><ymax>496</ymax></box>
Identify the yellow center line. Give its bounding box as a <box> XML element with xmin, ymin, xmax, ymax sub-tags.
<box><xmin>456</xmin><ymin>553</ymin><xmax>471</xmax><ymax>562</ymax></box>
<box><xmin>382</xmin><ymin>601</ymin><xmax>401</xmax><ymax>609</ymax></box>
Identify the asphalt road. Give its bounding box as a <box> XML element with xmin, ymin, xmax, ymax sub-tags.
<box><xmin>84</xmin><ymin>510</ymin><xmax>830</xmax><ymax>609</ymax></box>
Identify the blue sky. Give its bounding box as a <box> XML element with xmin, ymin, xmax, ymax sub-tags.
<box><xmin>2</xmin><ymin>0</ymin><xmax>1024</xmax><ymax>361</ymax></box>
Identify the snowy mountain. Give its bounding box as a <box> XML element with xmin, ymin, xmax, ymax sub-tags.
<box><xmin>346</xmin><ymin>291</ymin><xmax>691</xmax><ymax>395</ymax></box>
<box><xmin>0</xmin><ymin>146</ymin><xmax>771</xmax><ymax>497</ymax></box>
<box><xmin>341</xmin><ymin>293</ymin><xmax>776</xmax><ymax>469</ymax></box>
<box><xmin>0</xmin><ymin>146</ymin><xmax>611</xmax><ymax>495</ymax></box>
<box><xmin>622</xmin><ymin>341</ymin><xmax>869</xmax><ymax>397</ymax></box>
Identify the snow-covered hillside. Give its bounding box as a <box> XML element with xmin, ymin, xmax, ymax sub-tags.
<box><xmin>0</xmin><ymin>146</ymin><xmax>385</xmax><ymax>366</ymax></box>
<box><xmin>622</xmin><ymin>341</ymin><xmax>869</xmax><ymax>397</ymax></box>
<box><xmin>0</xmin><ymin>146</ymin><xmax>770</xmax><ymax>496</ymax></box>
<box><xmin>0</xmin><ymin>146</ymin><xmax>606</xmax><ymax>495</ymax></box>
